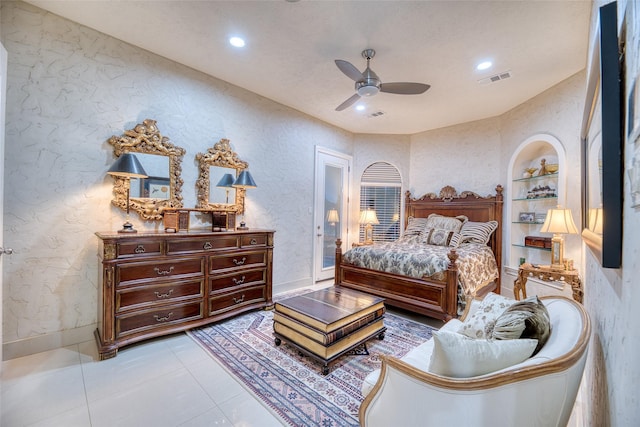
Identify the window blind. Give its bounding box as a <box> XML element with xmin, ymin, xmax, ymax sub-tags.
<box><xmin>359</xmin><ymin>162</ymin><xmax>402</xmax><ymax>242</ymax></box>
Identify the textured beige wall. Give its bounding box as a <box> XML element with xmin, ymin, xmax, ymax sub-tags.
<box><xmin>581</xmin><ymin>1</ymin><xmax>640</xmax><ymax>425</ymax></box>
<box><xmin>0</xmin><ymin>1</ymin><xmax>354</xmax><ymax>349</ymax></box>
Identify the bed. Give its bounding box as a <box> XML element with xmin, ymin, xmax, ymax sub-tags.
<box><xmin>335</xmin><ymin>185</ymin><xmax>503</xmax><ymax>321</ymax></box>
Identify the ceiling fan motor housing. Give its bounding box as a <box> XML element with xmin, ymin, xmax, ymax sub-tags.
<box><xmin>356</xmin><ymin>80</ymin><xmax>380</xmax><ymax>96</ymax></box>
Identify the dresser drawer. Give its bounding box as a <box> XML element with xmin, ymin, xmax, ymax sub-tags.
<box><xmin>210</xmin><ymin>250</ymin><xmax>267</xmax><ymax>273</ymax></box>
<box><xmin>116</xmin><ymin>257</ymin><xmax>204</xmax><ymax>285</ymax></box>
<box><xmin>209</xmin><ymin>285</ymin><xmax>266</xmax><ymax>316</ymax></box>
<box><xmin>116</xmin><ymin>301</ymin><xmax>204</xmax><ymax>337</ymax></box>
<box><xmin>116</xmin><ymin>240</ymin><xmax>163</xmax><ymax>258</ymax></box>
<box><xmin>116</xmin><ymin>279</ymin><xmax>205</xmax><ymax>312</ymax></box>
<box><xmin>209</xmin><ymin>269</ymin><xmax>266</xmax><ymax>293</ymax></box>
<box><xmin>166</xmin><ymin>236</ymin><xmax>238</xmax><ymax>254</ymax></box>
<box><xmin>240</xmin><ymin>234</ymin><xmax>269</xmax><ymax>248</ymax></box>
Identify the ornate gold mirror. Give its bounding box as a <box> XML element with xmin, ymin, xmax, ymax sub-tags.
<box><xmin>108</xmin><ymin>119</ymin><xmax>186</xmax><ymax>220</ymax></box>
<box><xmin>196</xmin><ymin>138</ymin><xmax>248</xmax><ymax>213</ymax></box>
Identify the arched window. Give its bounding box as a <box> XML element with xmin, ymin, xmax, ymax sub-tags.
<box><xmin>359</xmin><ymin>162</ymin><xmax>402</xmax><ymax>243</ymax></box>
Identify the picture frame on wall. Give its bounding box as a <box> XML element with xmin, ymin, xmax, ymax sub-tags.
<box><xmin>580</xmin><ymin>1</ymin><xmax>623</xmax><ymax>268</ymax></box>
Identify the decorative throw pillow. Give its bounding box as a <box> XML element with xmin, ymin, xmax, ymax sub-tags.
<box><xmin>428</xmin><ymin>330</ymin><xmax>538</xmax><ymax>378</ymax></box>
<box><xmin>491</xmin><ymin>296</ymin><xmax>551</xmax><ymax>355</ymax></box>
<box><xmin>460</xmin><ymin>220</ymin><xmax>499</xmax><ymax>244</ymax></box>
<box><xmin>404</xmin><ymin>216</ymin><xmax>430</xmax><ymax>236</ymax></box>
<box><xmin>458</xmin><ymin>292</ymin><xmax>516</xmax><ymax>339</ymax></box>
<box><xmin>425</xmin><ymin>214</ymin><xmax>468</xmax><ymax>232</ymax></box>
<box><xmin>422</xmin><ymin>228</ymin><xmax>461</xmax><ymax>247</ymax></box>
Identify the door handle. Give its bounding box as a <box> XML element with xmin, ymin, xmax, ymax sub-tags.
<box><xmin>0</xmin><ymin>247</ymin><xmax>13</xmax><ymax>256</ymax></box>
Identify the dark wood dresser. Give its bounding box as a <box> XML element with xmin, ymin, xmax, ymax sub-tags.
<box><xmin>95</xmin><ymin>229</ymin><xmax>274</xmax><ymax>359</ymax></box>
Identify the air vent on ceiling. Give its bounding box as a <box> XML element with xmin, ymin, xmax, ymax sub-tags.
<box><xmin>478</xmin><ymin>70</ymin><xmax>512</xmax><ymax>85</ymax></box>
<box><xmin>368</xmin><ymin>111</ymin><xmax>385</xmax><ymax>118</ymax></box>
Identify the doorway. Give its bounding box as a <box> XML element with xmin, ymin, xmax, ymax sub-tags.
<box><xmin>313</xmin><ymin>147</ymin><xmax>351</xmax><ymax>282</ymax></box>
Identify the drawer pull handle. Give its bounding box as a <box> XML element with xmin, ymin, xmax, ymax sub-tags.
<box><xmin>154</xmin><ymin>289</ymin><xmax>174</xmax><ymax>299</ymax></box>
<box><xmin>232</xmin><ymin>276</ymin><xmax>246</xmax><ymax>285</ymax></box>
<box><xmin>154</xmin><ymin>312</ymin><xmax>173</xmax><ymax>322</ymax></box>
<box><xmin>250</xmin><ymin>239</ymin><xmax>258</xmax><ymax>245</ymax></box>
<box><xmin>135</xmin><ymin>245</ymin><xmax>146</xmax><ymax>254</ymax></box>
<box><xmin>203</xmin><ymin>242</ymin><xmax>213</xmax><ymax>250</ymax></box>
<box><xmin>233</xmin><ymin>294</ymin><xmax>245</xmax><ymax>304</ymax></box>
<box><xmin>154</xmin><ymin>266</ymin><xmax>174</xmax><ymax>276</ymax></box>
<box><xmin>233</xmin><ymin>257</ymin><xmax>246</xmax><ymax>266</ymax></box>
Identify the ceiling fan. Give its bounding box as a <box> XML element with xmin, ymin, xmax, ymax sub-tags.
<box><xmin>334</xmin><ymin>49</ymin><xmax>430</xmax><ymax>111</ymax></box>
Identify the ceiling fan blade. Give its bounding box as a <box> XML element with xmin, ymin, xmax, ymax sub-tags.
<box><xmin>335</xmin><ymin>93</ymin><xmax>361</xmax><ymax>111</ymax></box>
<box><xmin>380</xmin><ymin>82</ymin><xmax>431</xmax><ymax>95</ymax></box>
<box><xmin>335</xmin><ymin>59</ymin><xmax>364</xmax><ymax>82</ymax></box>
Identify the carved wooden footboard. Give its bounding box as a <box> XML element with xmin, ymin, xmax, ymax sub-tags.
<box><xmin>335</xmin><ymin>185</ymin><xmax>503</xmax><ymax>321</ymax></box>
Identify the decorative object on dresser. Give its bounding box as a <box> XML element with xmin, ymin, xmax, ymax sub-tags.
<box><xmin>335</xmin><ymin>185</ymin><xmax>503</xmax><ymax>321</ymax></box>
<box><xmin>539</xmin><ymin>205</ymin><xmax>578</xmax><ymax>270</ymax></box>
<box><xmin>106</xmin><ymin>153</ymin><xmax>148</xmax><ymax>233</ymax></box>
<box><xmin>108</xmin><ymin>119</ymin><xmax>186</xmax><ymax>221</ymax></box>
<box><xmin>94</xmin><ymin>229</ymin><xmax>274</xmax><ymax>360</ymax></box>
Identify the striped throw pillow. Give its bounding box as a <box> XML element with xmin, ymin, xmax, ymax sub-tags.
<box><xmin>460</xmin><ymin>220</ymin><xmax>498</xmax><ymax>244</ymax></box>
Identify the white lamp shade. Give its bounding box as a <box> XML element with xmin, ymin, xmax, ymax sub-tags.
<box><xmin>359</xmin><ymin>209</ymin><xmax>379</xmax><ymax>225</ymax></box>
<box><xmin>326</xmin><ymin>209</ymin><xmax>340</xmax><ymax>223</ymax></box>
<box><xmin>539</xmin><ymin>206</ymin><xmax>578</xmax><ymax>235</ymax></box>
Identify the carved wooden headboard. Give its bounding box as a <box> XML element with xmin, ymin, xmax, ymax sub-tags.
<box><xmin>405</xmin><ymin>185</ymin><xmax>504</xmax><ymax>276</ymax></box>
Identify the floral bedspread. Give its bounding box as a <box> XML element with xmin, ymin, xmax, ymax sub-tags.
<box><xmin>342</xmin><ymin>241</ymin><xmax>499</xmax><ymax>297</ymax></box>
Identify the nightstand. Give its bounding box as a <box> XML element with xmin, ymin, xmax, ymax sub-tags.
<box><xmin>352</xmin><ymin>242</ymin><xmax>374</xmax><ymax>247</ymax></box>
<box><xmin>514</xmin><ymin>263</ymin><xmax>582</xmax><ymax>303</ymax></box>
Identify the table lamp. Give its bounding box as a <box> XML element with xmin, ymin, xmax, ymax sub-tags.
<box><xmin>233</xmin><ymin>170</ymin><xmax>257</xmax><ymax>230</ymax></box>
<box><xmin>359</xmin><ymin>208</ymin><xmax>379</xmax><ymax>244</ymax></box>
<box><xmin>327</xmin><ymin>209</ymin><xmax>340</xmax><ymax>238</ymax></box>
<box><xmin>539</xmin><ymin>205</ymin><xmax>578</xmax><ymax>270</ymax></box>
<box><xmin>216</xmin><ymin>173</ymin><xmax>236</xmax><ymax>204</ymax></box>
<box><xmin>107</xmin><ymin>153</ymin><xmax>148</xmax><ymax>233</ymax></box>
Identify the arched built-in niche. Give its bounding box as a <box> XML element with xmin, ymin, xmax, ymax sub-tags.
<box><xmin>505</xmin><ymin>133</ymin><xmax>567</xmax><ymax>271</ymax></box>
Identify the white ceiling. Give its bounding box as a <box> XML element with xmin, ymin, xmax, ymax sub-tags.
<box><xmin>25</xmin><ymin>0</ymin><xmax>592</xmax><ymax>135</ymax></box>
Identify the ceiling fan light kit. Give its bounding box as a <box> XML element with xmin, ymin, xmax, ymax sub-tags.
<box><xmin>335</xmin><ymin>48</ymin><xmax>430</xmax><ymax>111</ymax></box>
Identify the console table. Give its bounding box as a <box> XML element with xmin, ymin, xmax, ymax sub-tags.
<box><xmin>95</xmin><ymin>229</ymin><xmax>274</xmax><ymax>359</ymax></box>
<box><xmin>513</xmin><ymin>263</ymin><xmax>582</xmax><ymax>303</ymax></box>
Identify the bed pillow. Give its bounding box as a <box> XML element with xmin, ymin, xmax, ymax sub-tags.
<box><xmin>491</xmin><ymin>296</ymin><xmax>551</xmax><ymax>355</ymax></box>
<box><xmin>428</xmin><ymin>330</ymin><xmax>538</xmax><ymax>378</ymax></box>
<box><xmin>404</xmin><ymin>216</ymin><xmax>430</xmax><ymax>236</ymax></box>
<box><xmin>425</xmin><ymin>214</ymin><xmax>468</xmax><ymax>232</ymax></box>
<box><xmin>422</xmin><ymin>228</ymin><xmax>462</xmax><ymax>247</ymax></box>
<box><xmin>460</xmin><ymin>220</ymin><xmax>499</xmax><ymax>244</ymax></box>
<box><xmin>458</xmin><ymin>292</ymin><xmax>516</xmax><ymax>339</ymax></box>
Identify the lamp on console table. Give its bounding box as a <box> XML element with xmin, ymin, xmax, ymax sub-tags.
<box><xmin>359</xmin><ymin>208</ymin><xmax>379</xmax><ymax>244</ymax></box>
<box><xmin>539</xmin><ymin>205</ymin><xmax>578</xmax><ymax>270</ymax></box>
<box><xmin>107</xmin><ymin>153</ymin><xmax>148</xmax><ymax>233</ymax></box>
<box><xmin>233</xmin><ymin>170</ymin><xmax>257</xmax><ymax>230</ymax></box>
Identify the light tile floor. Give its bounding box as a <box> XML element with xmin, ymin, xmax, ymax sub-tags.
<box><xmin>0</xmin><ymin>287</ymin><xmax>584</xmax><ymax>427</ymax></box>
<box><xmin>1</xmin><ymin>332</ymin><xmax>285</xmax><ymax>427</ymax></box>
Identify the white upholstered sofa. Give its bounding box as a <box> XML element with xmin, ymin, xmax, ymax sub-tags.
<box><xmin>360</xmin><ymin>296</ymin><xmax>590</xmax><ymax>427</ymax></box>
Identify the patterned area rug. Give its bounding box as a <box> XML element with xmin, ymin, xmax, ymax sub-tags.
<box><xmin>188</xmin><ymin>297</ymin><xmax>436</xmax><ymax>426</ymax></box>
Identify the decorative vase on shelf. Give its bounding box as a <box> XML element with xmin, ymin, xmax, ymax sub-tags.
<box><xmin>523</xmin><ymin>167</ymin><xmax>538</xmax><ymax>178</ymax></box>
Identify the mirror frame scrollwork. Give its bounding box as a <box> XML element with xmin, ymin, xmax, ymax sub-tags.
<box><xmin>108</xmin><ymin>119</ymin><xmax>186</xmax><ymax>220</ymax></box>
<box><xmin>195</xmin><ymin>138</ymin><xmax>248</xmax><ymax>213</ymax></box>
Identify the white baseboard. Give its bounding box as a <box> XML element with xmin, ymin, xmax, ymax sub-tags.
<box><xmin>3</xmin><ymin>323</ymin><xmax>97</xmax><ymax>361</ymax></box>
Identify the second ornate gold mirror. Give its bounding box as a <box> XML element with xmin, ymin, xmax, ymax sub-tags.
<box><xmin>196</xmin><ymin>139</ymin><xmax>248</xmax><ymax>213</ymax></box>
<box><xmin>108</xmin><ymin>119</ymin><xmax>186</xmax><ymax>220</ymax></box>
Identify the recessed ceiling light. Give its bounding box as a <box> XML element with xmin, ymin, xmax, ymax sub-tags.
<box><xmin>476</xmin><ymin>61</ymin><xmax>492</xmax><ymax>71</ymax></box>
<box><xmin>229</xmin><ymin>37</ymin><xmax>246</xmax><ymax>48</ymax></box>
<box><xmin>356</xmin><ymin>104</ymin><xmax>365</xmax><ymax>111</ymax></box>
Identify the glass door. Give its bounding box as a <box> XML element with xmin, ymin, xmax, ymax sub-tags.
<box><xmin>314</xmin><ymin>147</ymin><xmax>351</xmax><ymax>282</ymax></box>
